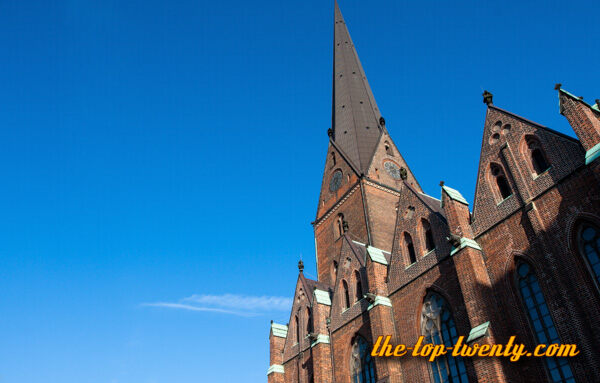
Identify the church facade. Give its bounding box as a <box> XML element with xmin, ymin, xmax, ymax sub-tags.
<box><xmin>268</xmin><ymin>3</ymin><xmax>600</xmax><ymax>382</ymax></box>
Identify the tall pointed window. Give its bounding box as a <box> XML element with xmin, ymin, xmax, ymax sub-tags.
<box><xmin>422</xmin><ymin>219</ymin><xmax>435</xmax><ymax>253</ymax></box>
<box><xmin>355</xmin><ymin>270</ymin><xmax>363</xmax><ymax>302</ymax></box>
<box><xmin>532</xmin><ymin>149</ymin><xmax>550</xmax><ymax>174</ymax></box>
<box><xmin>331</xmin><ymin>152</ymin><xmax>337</xmax><ymax>167</ymax></box>
<box><xmin>490</xmin><ymin>163</ymin><xmax>512</xmax><ymax>200</ymax></box>
<box><xmin>522</xmin><ymin>136</ymin><xmax>550</xmax><ymax>176</ymax></box>
<box><xmin>350</xmin><ymin>335</ymin><xmax>376</xmax><ymax>383</ymax></box>
<box><xmin>334</xmin><ymin>214</ymin><xmax>345</xmax><ymax>239</ymax></box>
<box><xmin>342</xmin><ymin>280</ymin><xmax>350</xmax><ymax>310</ymax></box>
<box><xmin>576</xmin><ymin>222</ymin><xmax>600</xmax><ymax>287</ymax></box>
<box><xmin>421</xmin><ymin>293</ymin><xmax>469</xmax><ymax>383</ymax></box>
<box><xmin>306</xmin><ymin>307</ymin><xmax>313</xmax><ymax>334</ymax></box>
<box><xmin>516</xmin><ymin>262</ymin><xmax>575</xmax><ymax>383</ymax></box>
<box><xmin>404</xmin><ymin>232</ymin><xmax>417</xmax><ymax>264</ymax></box>
<box><xmin>295</xmin><ymin>315</ymin><xmax>300</xmax><ymax>343</ymax></box>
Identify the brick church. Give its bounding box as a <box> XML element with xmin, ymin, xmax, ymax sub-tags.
<box><xmin>268</xmin><ymin>2</ymin><xmax>600</xmax><ymax>382</ymax></box>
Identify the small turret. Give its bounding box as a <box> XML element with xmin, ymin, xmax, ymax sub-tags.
<box><xmin>556</xmin><ymin>84</ymin><xmax>600</xmax><ymax>164</ymax></box>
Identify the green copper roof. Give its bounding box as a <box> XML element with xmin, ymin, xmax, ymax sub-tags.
<box><xmin>442</xmin><ymin>185</ymin><xmax>469</xmax><ymax>206</ymax></box>
<box><xmin>467</xmin><ymin>321</ymin><xmax>490</xmax><ymax>342</ymax></box>
<box><xmin>367</xmin><ymin>246</ymin><xmax>388</xmax><ymax>265</ymax></box>
<box><xmin>271</xmin><ymin>323</ymin><xmax>288</xmax><ymax>338</ymax></box>
<box><xmin>314</xmin><ymin>289</ymin><xmax>332</xmax><ymax>306</ymax></box>
<box><xmin>585</xmin><ymin>142</ymin><xmax>600</xmax><ymax>165</ymax></box>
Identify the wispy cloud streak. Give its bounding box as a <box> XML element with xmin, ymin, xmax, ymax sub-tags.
<box><xmin>141</xmin><ymin>294</ymin><xmax>292</xmax><ymax>317</ymax></box>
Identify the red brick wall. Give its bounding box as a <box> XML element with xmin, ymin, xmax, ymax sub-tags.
<box><xmin>363</xmin><ymin>182</ymin><xmax>400</xmax><ymax>252</ymax></box>
<box><xmin>559</xmin><ymin>92</ymin><xmax>600</xmax><ymax>152</ymax></box>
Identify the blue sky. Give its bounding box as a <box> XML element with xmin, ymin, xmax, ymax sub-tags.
<box><xmin>0</xmin><ymin>0</ymin><xmax>597</xmax><ymax>382</ymax></box>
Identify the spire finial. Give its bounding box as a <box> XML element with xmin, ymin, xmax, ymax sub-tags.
<box><xmin>440</xmin><ymin>180</ymin><xmax>445</xmax><ymax>187</ymax></box>
<box><xmin>298</xmin><ymin>259</ymin><xmax>304</xmax><ymax>273</ymax></box>
<box><xmin>482</xmin><ymin>90</ymin><xmax>493</xmax><ymax>105</ymax></box>
<box><xmin>554</xmin><ymin>83</ymin><xmax>562</xmax><ymax>90</ymax></box>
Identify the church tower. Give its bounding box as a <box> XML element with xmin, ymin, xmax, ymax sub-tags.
<box><xmin>269</xmin><ymin>3</ymin><xmax>600</xmax><ymax>383</ymax></box>
<box><xmin>313</xmin><ymin>1</ymin><xmax>420</xmax><ymax>286</ymax></box>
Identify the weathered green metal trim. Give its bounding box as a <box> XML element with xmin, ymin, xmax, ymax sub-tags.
<box><xmin>559</xmin><ymin>88</ymin><xmax>580</xmax><ymax>100</ymax></box>
<box><xmin>585</xmin><ymin>142</ymin><xmax>600</xmax><ymax>165</ymax></box>
<box><xmin>467</xmin><ymin>321</ymin><xmax>490</xmax><ymax>343</ymax></box>
<box><xmin>271</xmin><ymin>323</ymin><xmax>288</xmax><ymax>338</ymax></box>
<box><xmin>450</xmin><ymin>237</ymin><xmax>482</xmax><ymax>256</ymax></box>
<box><xmin>310</xmin><ymin>334</ymin><xmax>331</xmax><ymax>347</ymax></box>
<box><xmin>367</xmin><ymin>245</ymin><xmax>389</xmax><ymax>265</ymax></box>
<box><xmin>314</xmin><ymin>289</ymin><xmax>332</xmax><ymax>306</ymax></box>
<box><xmin>442</xmin><ymin>185</ymin><xmax>469</xmax><ymax>206</ymax></box>
<box><xmin>560</xmin><ymin>89</ymin><xmax>600</xmax><ymax>114</ymax></box>
<box><xmin>367</xmin><ymin>296</ymin><xmax>392</xmax><ymax>311</ymax></box>
<box><xmin>267</xmin><ymin>364</ymin><xmax>285</xmax><ymax>375</ymax></box>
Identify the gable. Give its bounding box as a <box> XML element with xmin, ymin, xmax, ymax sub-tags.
<box><xmin>366</xmin><ymin>132</ymin><xmax>422</xmax><ymax>192</ymax></box>
<box><xmin>388</xmin><ymin>185</ymin><xmax>451</xmax><ymax>292</ymax></box>
<box><xmin>281</xmin><ymin>276</ymin><xmax>314</xmax><ymax>362</ymax></box>
<box><xmin>471</xmin><ymin>106</ymin><xmax>584</xmax><ymax>235</ymax></box>
<box><xmin>328</xmin><ymin>236</ymin><xmax>370</xmax><ymax>330</ymax></box>
<box><xmin>315</xmin><ymin>141</ymin><xmax>361</xmax><ymax>220</ymax></box>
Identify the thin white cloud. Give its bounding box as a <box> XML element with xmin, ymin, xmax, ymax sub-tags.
<box><xmin>141</xmin><ymin>302</ymin><xmax>258</xmax><ymax>317</ymax></box>
<box><xmin>182</xmin><ymin>294</ymin><xmax>292</xmax><ymax>311</ymax></box>
<box><xmin>141</xmin><ymin>294</ymin><xmax>292</xmax><ymax>317</ymax></box>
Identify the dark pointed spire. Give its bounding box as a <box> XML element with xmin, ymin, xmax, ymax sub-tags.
<box><xmin>332</xmin><ymin>1</ymin><xmax>383</xmax><ymax>172</ymax></box>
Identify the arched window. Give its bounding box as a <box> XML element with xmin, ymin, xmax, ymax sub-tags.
<box><xmin>355</xmin><ymin>270</ymin><xmax>363</xmax><ymax>301</ymax></box>
<box><xmin>342</xmin><ymin>280</ymin><xmax>350</xmax><ymax>309</ymax></box>
<box><xmin>350</xmin><ymin>335</ymin><xmax>377</xmax><ymax>383</ymax></box>
<box><xmin>404</xmin><ymin>232</ymin><xmax>417</xmax><ymax>264</ymax></box>
<box><xmin>522</xmin><ymin>136</ymin><xmax>550</xmax><ymax>176</ymax></box>
<box><xmin>306</xmin><ymin>307</ymin><xmax>313</xmax><ymax>334</ymax></box>
<box><xmin>421</xmin><ymin>293</ymin><xmax>469</xmax><ymax>383</ymax></box>
<box><xmin>490</xmin><ymin>163</ymin><xmax>512</xmax><ymax>200</ymax></box>
<box><xmin>384</xmin><ymin>141</ymin><xmax>393</xmax><ymax>156</ymax></box>
<box><xmin>532</xmin><ymin>149</ymin><xmax>550</xmax><ymax>174</ymax></box>
<box><xmin>333</xmin><ymin>260</ymin><xmax>339</xmax><ymax>277</ymax></box>
<box><xmin>576</xmin><ymin>222</ymin><xmax>600</xmax><ymax>287</ymax></box>
<box><xmin>516</xmin><ymin>262</ymin><xmax>575</xmax><ymax>383</ymax></box>
<box><xmin>295</xmin><ymin>315</ymin><xmax>300</xmax><ymax>343</ymax></box>
<box><xmin>334</xmin><ymin>214</ymin><xmax>345</xmax><ymax>239</ymax></box>
<box><xmin>331</xmin><ymin>152</ymin><xmax>337</xmax><ymax>167</ymax></box>
<box><xmin>422</xmin><ymin>219</ymin><xmax>435</xmax><ymax>253</ymax></box>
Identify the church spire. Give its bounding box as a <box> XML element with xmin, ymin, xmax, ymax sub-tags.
<box><xmin>332</xmin><ymin>1</ymin><xmax>384</xmax><ymax>173</ymax></box>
